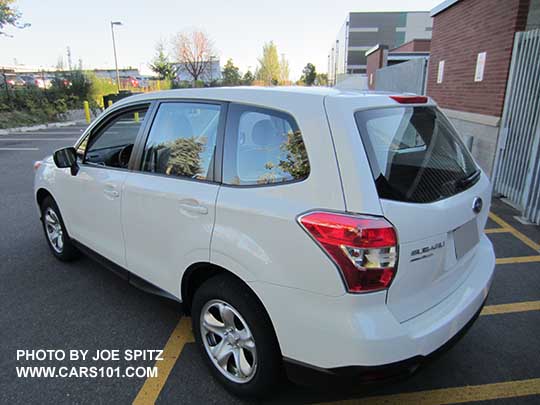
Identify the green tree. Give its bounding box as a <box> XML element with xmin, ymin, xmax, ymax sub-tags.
<box><xmin>255</xmin><ymin>128</ymin><xmax>310</xmax><ymax>184</ymax></box>
<box><xmin>256</xmin><ymin>41</ymin><xmax>281</xmax><ymax>85</ymax></box>
<box><xmin>301</xmin><ymin>63</ymin><xmax>317</xmax><ymax>86</ymax></box>
<box><xmin>279</xmin><ymin>54</ymin><xmax>290</xmax><ymax>84</ymax></box>
<box><xmin>0</xmin><ymin>0</ymin><xmax>29</xmax><ymax>36</ymax></box>
<box><xmin>279</xmin><ymin>130</ymin><xmax>309</xmax><ymax>179</ymax></box>
<box><xmin>149</xmin><ymin>41</ymin><xmax>176</xmax><ymax>80</ymax></box>
<box><xmin>221</xmin><ymin>58</ymin><xmax>241</xmax><ymax>86</ymax></box>
<box><xmin>316</xmin><ymin>73</ymin><xmax>328</xmax><ymax>86</ymax></box>
<box><xmin>242</xmin><ymin>70</ymin><xmax>254</xmax><ymax>86</ymax></box>
<box><xmin>164</xmin><ymin>137</ymin><xmax>204</xmax><ymax>177</ymax></box>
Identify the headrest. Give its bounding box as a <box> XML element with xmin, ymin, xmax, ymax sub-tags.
<box><xmin>251</xmin><ymin>119</ymin><xmax>282</xmax><ymax>147</ymax></box>
<box><xmin>157</xmin><ymin>112</ymin><xmax>193</xmax><ymax>142</ymax></box>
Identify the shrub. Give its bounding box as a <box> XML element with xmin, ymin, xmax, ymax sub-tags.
<box><xmin>0</xmin><ymin>70</ymin><xmax>109</xmax><ymax>128</ymax></box>
<box><xmin>86</xmin><ymin>72</ymin><xmax>117</xmax><ymax>108</ymax></box>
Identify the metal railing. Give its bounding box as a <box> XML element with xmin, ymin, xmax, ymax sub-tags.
<box><xmin>493</xmin><ymin>29</ymin><xmax>540</xmax><ymax>224</ymax></box>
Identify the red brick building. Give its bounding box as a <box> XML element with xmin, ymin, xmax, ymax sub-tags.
<box><xmin>426</xmin><ymin>0</ymin><xmax>533</xmax><ymax>175</ymax></box>
<box><xmin>366</xmin><ymin>45</ymin><xmax>388</xmax><ymax>90</ymax></box>
<box><xmin>427</xmin><ymin>0</ymin><xmax>530</xmax><ymax>117</ymax></box>
<box><xmin>391</xmin><ymin>38</ymin><xmax>431</xmax><ymax>53</ymax></box>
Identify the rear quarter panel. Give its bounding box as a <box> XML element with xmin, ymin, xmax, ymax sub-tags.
<box><xmin>322</xmin><ymin>94</ymin><xmax>397</xmax><ymax>216</ymax></box>
<box><xmin>211</xmin><ymin>92</ymin><xmax>347</xmax><ymax>296</ymax></box>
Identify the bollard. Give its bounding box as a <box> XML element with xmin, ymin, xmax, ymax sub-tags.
<box><xmin>108</xmin><ymin>100</ymin><xmax>113</xmax><ymax>107</ymax></box>
<box><xmin>83</xmin><ymin>101</ymin><xmax>91</xmax><ymax>124</ymax></box>
<box><xmin>157</xmin><ymin>80</ymin><xmax>161</xmax><ymax>91</ymax></box>
<box><xmin>134</xmin><ymin>111</ymin><xmax>139</xmax><ymax>123</ymax></box>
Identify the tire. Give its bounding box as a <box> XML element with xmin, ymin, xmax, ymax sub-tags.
<box><xmin>40</xmin><ymin>196</ymin><xmax>80</xmax><ymax>261</ymax></box>
<box><xmin>192</xmin><ymin>274</ymin><xmax>282</xmax><ymax>398</ymax></box>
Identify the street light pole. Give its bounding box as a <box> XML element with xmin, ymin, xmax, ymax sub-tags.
<box><xmin>110</xmin><ymin>21</ymin><xmax>123</xmax><ymax>92</ymax></box>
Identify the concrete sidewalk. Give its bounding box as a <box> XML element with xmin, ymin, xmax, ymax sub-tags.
<box><xmin>0</xmin><ymin>120</ymin><xmax>87</xmax><ymax>135</ymax></box>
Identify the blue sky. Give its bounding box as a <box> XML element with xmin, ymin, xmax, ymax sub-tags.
<box><xmin>1</xmin><ymin>0</ymin><xmax>440</xmax><ymax>79</ymax></box>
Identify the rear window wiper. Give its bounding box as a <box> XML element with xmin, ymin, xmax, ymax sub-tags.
<box><xmin>457</xmin><ymin>169</ymin><xmax>480</xmax><ymax>189</ymax></box>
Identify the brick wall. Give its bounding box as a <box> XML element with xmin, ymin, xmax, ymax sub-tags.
<box><xmin>391</xmin><ymin>39</ymin><xmax>431</xmax><ymax>52</ymax></box>
<box><xmin>366</xmin><ymin>45</ymin><xmax>387</xmax><ymax>90</ymax></box>
<box><xmin>426</xmin><ymin>0</ymin><xmax>530</xmax><ymax>117</ymax></box>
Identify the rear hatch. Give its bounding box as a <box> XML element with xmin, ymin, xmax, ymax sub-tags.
<box><xmin>354</xmin><ymin>105</ymin><xmax>491</xmax><ymax>322</ymax></box>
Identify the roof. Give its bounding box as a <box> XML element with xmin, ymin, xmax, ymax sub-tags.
<box><xmin>113</xmin><ymin>86</ymin><xmax>397</xmax><ymax>105</ymax></box>
<box><xmin>349</xmin><ymin>11</ymin><xmax>430</xmax><ymax>15</ymax></box>
<box><xmin>365</xmin><ymin>44</ymin><xmax>389</xmax><ymax>57</ymax></box>
<box><xmin>110</xmin><ymin>86</ymin><xmax>435</xmax><ymax>113</ymax></box>
<box><xmin>431</xmin><ymin>0</ymin><xmax>461</xmax><ymax>17</ymax></box>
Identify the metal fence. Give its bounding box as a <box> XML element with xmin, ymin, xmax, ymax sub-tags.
<box><xmin>493</xmin><ymin>29</ymin><xmax>540</xmax><ymax>224</ymax></box>
<box><xmin>375</xmin><ymin>58</ymin><xmax>428</xmax><ymax>95</ymax></box>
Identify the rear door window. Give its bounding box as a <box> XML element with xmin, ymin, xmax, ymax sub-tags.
<box><xmin>355</xmin><ymin>107</ymin><xmax>478</xmax><ymax>203</ymax></box>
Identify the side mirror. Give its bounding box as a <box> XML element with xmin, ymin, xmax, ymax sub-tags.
<box><xmin>53</xmin><ymin>147</ymin><xmax>79</xmax><ymax>175</ymax></box>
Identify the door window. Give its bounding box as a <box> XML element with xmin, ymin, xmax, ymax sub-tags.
<box><xmin>85</xmin><ymin>107</ymin><xmax>148</xmax><ymax>169</ymax></box>
<box><xmin>223</xmin><ymin>104</ymin><xmax>310</xmax><ymax>186</ymax></box>
<box><xmin>141</xmin><ymin>102</ymin><xmax>221</xmax><ymax>181</ymax></box>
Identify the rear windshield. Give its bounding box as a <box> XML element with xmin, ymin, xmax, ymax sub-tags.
<box><xmin>355</xmin><ymin>106</ymin><xmax>479</xmax><ymax>203</ymax></box>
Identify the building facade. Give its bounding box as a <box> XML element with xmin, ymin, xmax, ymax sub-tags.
<box><xmin>174</xmin><ymin>59</ymin><xmax>221</xmax><ymax>84</ymax></box>
<box><xmin>426</xmin><ymin>0</ymin><xmax>532</xmax><ymax>176</ymax></box>
<box><xmin>328</xmin><ymin>11</ymin><xmax>432</xmax><ymax>84</ymax></box>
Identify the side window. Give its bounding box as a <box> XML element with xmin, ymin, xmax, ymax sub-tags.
<box><xmin>84</xmin><ymin>107</ymin><xmax>148</xmax><ymax>169</ymax></box>
<box><xmin>223</xmin><ymin>105</ymin><xmax>310</xmax><ymax>186</ymax></box>
<box><xmin>141</xmin><ymin>102</ymin><xmax>221</xmax><ymax>181</ymax></box>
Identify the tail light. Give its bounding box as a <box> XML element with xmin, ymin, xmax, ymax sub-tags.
<box><xmin>390</xmin><ymin>95</ymin><xmax>428</xmax><ymax>104</ymax></box>
<box><xmin>299</xmin><ymin>211</ymin><xmax>397</xmax><ymax>293</ymax></box>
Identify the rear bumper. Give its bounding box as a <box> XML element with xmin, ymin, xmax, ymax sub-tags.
<box><xmin>249</xmin><ymin>234</ymin><xmax>495</xmax><ymax>371</ymax></box>
<box><xmin>283</xmin><ymin>296</ymin><xmax>485</xmax><ymax>386</ymax></box>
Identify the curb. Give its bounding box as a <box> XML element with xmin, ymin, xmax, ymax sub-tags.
<box><xmin>0</xmin><ymin>120</ymin><xmax>87</xmax><ymax>135</ymax></box>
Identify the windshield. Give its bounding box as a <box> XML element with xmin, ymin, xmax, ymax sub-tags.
<box><xmin>355</xmin><ymin>106</ymin><xmax>478</xmax><ymax>203</ymax></box>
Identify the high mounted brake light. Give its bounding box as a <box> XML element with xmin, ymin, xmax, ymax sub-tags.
<box><xmin>299</xmin><ymin>212</ymin><xmax>398</xmax><ymax>293</ymax></box>
<box><xmin>389</xmin><ymin>95</ymin><xmax>428</xmax><ymax>104</ymax></box>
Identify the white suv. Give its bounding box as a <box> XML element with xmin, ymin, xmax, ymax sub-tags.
<box><xmin>34</xmin><ymin>87</ymin><xmax>495</xmax><ymax>397</ymax></box>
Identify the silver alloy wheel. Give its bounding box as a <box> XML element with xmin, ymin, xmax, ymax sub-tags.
<box><xmin>44</xmin><ymin>207</ymin><xmax>64</xmax><ymax>253</ymax></box>
<box><xmin>200</xmin><ymin>299</ymin><xmax>257</xmax><ymax>384</ymax></box>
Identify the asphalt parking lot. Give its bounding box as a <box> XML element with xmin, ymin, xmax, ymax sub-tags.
<box><xmin>1</xmin><ymin>124</ymin><xmax>539</xmax><ymax>404</ymax></box>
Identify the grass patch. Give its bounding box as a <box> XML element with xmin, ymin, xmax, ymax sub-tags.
<box><xmin>0</xmin><ymin>110</ymin><xmax>65</xmax><ymax>129</ymax></box>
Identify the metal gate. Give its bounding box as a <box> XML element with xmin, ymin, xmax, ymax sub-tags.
<box><xmin>494</xmin><ymin>29</ymin><xmax>540</xmax><ymax>224</ymax></box>
<box><xmin>375</xmin><ymin>58</ymin><xmax>429</xmax><ymax>95</ymax></box>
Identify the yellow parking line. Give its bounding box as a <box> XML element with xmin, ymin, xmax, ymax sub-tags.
<box><xmin>130</xmin><ymin>219</ymin><xmax>539</xmax><ymax>405</ymax></box>
<box><xmin>131</xmin><ymin>301</ymin><xmax>540</xmax><ymax>404</ymax></box>
<box><xmin>496</xmin><ymin>255</ymin><xmax>540</xmax><ymax>264</ymax></box>
<box><xmin>132</xmin><ymin>317</ymin><xmax>194</xmax><ymax>405</ymax></box>
<box><xmin>322</xmin><ymin>378</ymin><xmax>540</xmax><ymax>405</ymax></box>
<box><xmin>484</xmin><ymin>227</ymin><xmax>511</xmax><ymax>234</ymax></box>
<box><xmin>481</xmin><ymin>300</ymin><xmax>540</xmax><ymax>316</ymax></box>
<box><xmin>489</xmin><ymin>212</ymin><xmax>540</xmax><ymax>252</ymax></box>
<box><xmin>129</xmin><ymin>298</ymin><xmax>540</xmax><ymax>405</ymax></box>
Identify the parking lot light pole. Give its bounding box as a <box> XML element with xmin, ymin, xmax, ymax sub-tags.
<box><xmin>110</xmin><ymin>21</ymin><xmax>123</xmax><ymax>92</ymax></box>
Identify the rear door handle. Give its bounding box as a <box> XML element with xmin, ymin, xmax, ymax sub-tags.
<box><xmin>178</xmin><ymin>200</ymin><xmax>208</xmax><ymax>215</ymax></box>
<box><xmin>104</xmin><ymin>184</ymin><xmax>120</xmax><ymax>199</ymax></box>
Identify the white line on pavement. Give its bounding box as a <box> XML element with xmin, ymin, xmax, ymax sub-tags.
<box><xmin>0</xmin><ymin>147</ymin><xmax>39</xmax><ymax>151</ymax></box>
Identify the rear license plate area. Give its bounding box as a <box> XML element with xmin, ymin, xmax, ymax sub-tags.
<box><xmin>453</xmin><ymin>218</ymin><xmax>479</xmax><ymax>260</ymax></box>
